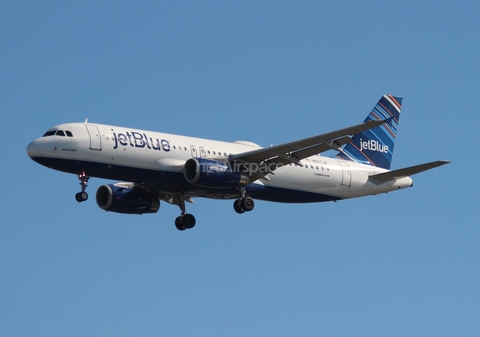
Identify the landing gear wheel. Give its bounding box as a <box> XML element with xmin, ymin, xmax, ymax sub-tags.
<box><xmin>75</xmin><ymin>192</ymin><xmax>88</xmax><ymax>202</ymax></box>
<box><xmin>175</xmin><ymin>216</ymin><xmax>186</xmax><ymax>231</ymax></box>
<box><xmin>175</xmin><ymin>214</ymin><xmax>196</xmax><ymax>231</ymax></box>
<box><xmin>182</xmin><ymin>214</ymin><xmax>196</xmax><ymax>229</ymax></box>
<box><xmin>234</xmin><ymin>199</ymin><xmax>245</xmax><ymax>214</ymax></box>
<box><xmin>172</xmin><ymin>195</ymin><xmax>196</xmax><ymax>231</ymax></box>
<box><xmin>76</xmin><ymin>171</ymin><xmax>90</xmax><ymax>203</ymax></box>
<box><xmin>241</xmin><ymin>197</ymin><xmax>254</xmax><ymax>212</ymax></box>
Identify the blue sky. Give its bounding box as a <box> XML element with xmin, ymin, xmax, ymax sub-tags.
<box><xmin>1</xmin><ymin>1</ymin><xmax>479</xmax><ymax>336</ymax></box>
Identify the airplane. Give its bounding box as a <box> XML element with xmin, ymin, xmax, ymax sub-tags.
<box><xmin>26</xmin><ymin>94</ymin><xmax>449</xmax><ymax>231</ymax></box>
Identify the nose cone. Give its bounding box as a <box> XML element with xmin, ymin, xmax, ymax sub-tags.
<box><xmin>26</xmin><ymin>140</ymin><xmax>35</xmax><ymax>158</ymax></box>
<box><xmin>26</xmin><ymin>139</ymin><xmax>44</xmax><ymax>159</ymax></box>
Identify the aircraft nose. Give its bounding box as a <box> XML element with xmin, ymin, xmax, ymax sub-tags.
<box><xmin>26</xmin><ymin>139</ymin><xmax>44</xmax><ymax>159</ymax></box>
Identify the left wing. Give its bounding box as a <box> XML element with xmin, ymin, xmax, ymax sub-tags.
<box><xmin>229</xmin><ymin>120</ymin><xmax>385</xmax><ymax>167</ymax></box>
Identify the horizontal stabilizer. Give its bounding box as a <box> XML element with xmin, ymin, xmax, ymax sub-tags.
<box><xmin>369</xmin><ymin>160</ymin><xmax>450</xmax><ymax>180</ymax></box>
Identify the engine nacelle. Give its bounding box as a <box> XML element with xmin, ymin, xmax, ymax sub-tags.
<box><xmin>96</xmin><ymin>184</ymin><xmax>160</xmax><ymax>214</ymax></box>
<box><xmin>184</xmin><ymin>158</ymin><xmax>249</xmax><ymax>188</ymax></box>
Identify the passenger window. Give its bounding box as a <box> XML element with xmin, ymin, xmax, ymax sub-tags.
<box><xmin>56</xmin><ymin>130</ymin><xmax>66</xmax><ymax>136</ymax></box>
<box><xmin>65</xmin><ymin>131</ymin><xmax>73</xmax><ymax>137</ymax></box>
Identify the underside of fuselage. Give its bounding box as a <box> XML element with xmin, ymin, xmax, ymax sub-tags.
<box><xmin>30</xmin><ymin>156</ymin><xmax>342</xmax><ymax>203</ymax></box>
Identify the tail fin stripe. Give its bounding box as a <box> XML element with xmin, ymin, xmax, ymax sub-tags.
<box><xmin>336</xmin><ymin>141</ymin><xmax>376</xmax><ymax>166</ymax></box>
<box><xmin>365</xmin><ymin>122</ymin><xmax>397</xmax><ymax>142</ymax></box>
<box><xmin>375</xmin><ymin>101</ymin><xmax>400</xmax><ymax>137</ymax></box>
<box><xmin>385</xmin><ymin>94</ymin><xmax>402</xmax><ymax>111</ymax></box>
<box><xmin>377</xmin><ymin>103</ymin><xmax>394</xmax><ymax>118</ymax></box>
<box><xmin>386</xmin><ymin>95</ymin><xmax>402</xmax><ymax>111</ymax></box>
<box><xmin>369</xmin><ymin>111</ymin><xmax>397</xmax><ymax>138</ymax></box>
<box><xmin>370</xmin><ymin>111</ymin><xmax>383</xmax><ymax>121</ymax></box>
<box><xmin>377</xmin><ymin>102</ymin><xmax>399</xmax><ymax>124</ymax></box>
<box><xmin>378</xmin><ymin>120</ymin><xmax>396</xmax><ymax>139</ymax></box>
<box><xmin>380</xmin><ymin>98</ymin><xmax>401</xmax><ymax>121</ymax></box>
<box><xmin>349</xmin><ymin>142</ymin><xmax>375</xmax><ymax>166</ymax></box>
<box><xmin>362</xmin><ymin>128</ymin><xmax>393</xmax><ymax>151</ymax></box>
<box><xmin>333</xmin><ymin>94</ymin><xmax>403</xmax><ymax>170</ymax></box>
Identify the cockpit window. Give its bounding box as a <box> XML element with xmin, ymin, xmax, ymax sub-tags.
<box><xmin>43</xmin><ymin>130</ymin><xmax>57</xmax><ymax>137</ymax></box>
<box><xmin>42</xmin><ymin>129</ymin><xmax>74</xmax><ymax>137</ymax></box>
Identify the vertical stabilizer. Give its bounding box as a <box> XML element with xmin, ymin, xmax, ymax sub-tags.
<box><xmin>336</xmin><ymin>94</ymin><xmax>402</xmax><ymax>170</ymax></box>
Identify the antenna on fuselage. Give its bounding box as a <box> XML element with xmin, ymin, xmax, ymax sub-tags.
<box><xmin>84</xmin><ymin>118</ymin><xmax>89</xmax><ymax>123</ymax></box>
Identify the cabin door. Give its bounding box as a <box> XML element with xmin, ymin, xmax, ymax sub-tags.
<box><xmin>338</xmin><ymin>161</ymin><xmax>351</xmax><ymax>187</ymax></box>
<box><xmin>85</xmin><ymin>125</ymin><xmax>102</xmax><ymax>151</ymax></box>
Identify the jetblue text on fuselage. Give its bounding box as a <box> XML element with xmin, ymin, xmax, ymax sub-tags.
<box><xmin>359</xmin><ymin>139</ymin><xmax>389</xmax><ymax>153</ymax></box>
<box><xmin>112</xmin><ymin>130</ymin><xmax>170</xmax><ymax>152</ymax></box>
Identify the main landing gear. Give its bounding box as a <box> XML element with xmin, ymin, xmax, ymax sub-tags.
<box><xmin>75</xmin><ymin>171</ymin><xmax>89</xmax><ymax>203</ymax></box>
<box><xmin>233</xmin><ymin>196</ymin><xmax>255</xmax><ymax>214</ymax></box>
<box><xmin>172</xmin><ymin>195</ymin><xmax>196</xmax><ymax>231</ymax></box>
<box><xmin>175</xmin><ymin>214</ymin><xmax>196</xmax><ymax>231</ymax></box>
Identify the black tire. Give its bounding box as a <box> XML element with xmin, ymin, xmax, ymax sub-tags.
<box><xmin>80</xmin><ymin>192</ymin><xmax>88</xmax><ymax>202</ymax></box>
<box><xmin>241</xmin><ymin>197</ymin><xmax>254</xmax><ymax>212</ymax></box>
<box><xmin>182</xmin><ymin>214</ymin><xmax>196</xmax><ymax>229</ymax></box>
<box><xmin>175</xmin><ymin>216</ymin><xmax>186</xmax><ymax>231</ymax></box>
<box><xmin>75</xmin><ymin>192</ymin><xmax>88</xmax><ymax>202</ymax></box>
<box><xmin>234</xmin><ymin>199</ymin><xmax>245</xmax><ymax>214</ymax></box>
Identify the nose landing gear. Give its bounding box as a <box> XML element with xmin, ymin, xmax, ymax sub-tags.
<box><xmin>75</xmin><ymin>171</ymin><xmax>90</xmax><ymax>202</ymax></box>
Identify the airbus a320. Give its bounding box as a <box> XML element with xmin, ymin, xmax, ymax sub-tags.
<box><xmin>27</xmin><ymin>95</ymin><xmax>449</xmax><ymax>231</ymax></box>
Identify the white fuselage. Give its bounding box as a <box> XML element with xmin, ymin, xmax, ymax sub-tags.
<box><xmin>27</xmin><ymin>122</ymin><xmax>413</xmax><ymax>203</ymax></box>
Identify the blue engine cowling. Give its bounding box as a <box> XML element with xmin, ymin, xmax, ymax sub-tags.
<box><xmin>96</xmin><ymin>184</ymin><xmax>160</xmax><ymax>214</ymax></box>
<box><xmin>184</xmin><ymin>158</ymin><xmax>249</xmax><ymax>188</ymax></box>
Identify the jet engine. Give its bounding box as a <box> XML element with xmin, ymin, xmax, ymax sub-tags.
<box><xmin>184</xmin><ymin>158</ymin><xmax>249</xmax><ymax>188</ymax></box>
<box><xmin>96</xmin><ymin>184</ymin><xmax>160</xmax><ymax>214</ymax></box>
